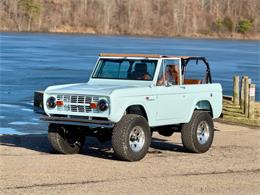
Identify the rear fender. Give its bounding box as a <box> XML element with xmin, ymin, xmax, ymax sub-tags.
<box><xmin>186</xmin><ymin>100</ymin><xmax>213</xmax><ymax>122</ymax></box>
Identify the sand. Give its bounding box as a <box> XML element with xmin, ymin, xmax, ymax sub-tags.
<box><xmin>0</xmin><ymin>121</ymin><xmax>259</xmax><ymax>194</ymax></box>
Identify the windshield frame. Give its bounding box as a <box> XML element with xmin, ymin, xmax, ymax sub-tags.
<box><xmin>91</xmin><ymin>57</ymin><xmax>159</xmax><ymax>81</ymax></box>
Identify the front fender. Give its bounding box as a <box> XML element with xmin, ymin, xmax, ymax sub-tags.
<box><xmin>108</xmin><ymin>98</ymin><xmax>151</xmax><ymax>124</ymax></box>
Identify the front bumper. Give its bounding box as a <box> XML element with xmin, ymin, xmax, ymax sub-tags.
<box><xmin>40</xmin><ymin>116</ymin><xmax>115</xmax><ymax>128</ymax></box>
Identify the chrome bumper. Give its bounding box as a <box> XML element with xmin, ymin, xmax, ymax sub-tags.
<box><xmin>40</xmin><ymin>116</ymin><xmax>115</xmax><ymax>128</ymax></box>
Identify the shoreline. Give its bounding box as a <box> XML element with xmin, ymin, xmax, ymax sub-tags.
<box><xmin>1</xmin><ymin>30</ymin><xmax>260</xmax><ymax>41</ymax></box>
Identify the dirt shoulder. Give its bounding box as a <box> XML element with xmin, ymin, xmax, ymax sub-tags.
<box><xmin>0</xmin><ymin>121</ymin><xmax>259</xmax><ymax>194</ymax></box>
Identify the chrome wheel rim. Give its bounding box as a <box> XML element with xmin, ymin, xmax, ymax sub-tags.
<box><xmin>129</xmin><ymin>126</ymin><xmax>145</xmax><ymax>152</ymax></box>
<box><xmin>196</xmin><ymin>121</ymin><xmax>210</xmax><ymax>145</ymax></box>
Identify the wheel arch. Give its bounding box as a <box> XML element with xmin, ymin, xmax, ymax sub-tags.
<box><xmin>194</xmin><ymin>100</ymin><xmax>213</xmax><ymax>116</ymax></box>
<box><xmin>125</xmin><ymin>104</ymin><xmax>148</xmax><ymax>121</ymax></box>
<box><xmin>187</xmin><ymin>100</ymin><xmax>213</xmax><ymax>122</ymax></box>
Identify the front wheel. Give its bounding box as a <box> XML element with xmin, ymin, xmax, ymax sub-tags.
<box><xmin>181</xmin><ymin>111</ymin><xmax>214</xmax><ymax>153</ymax></box>
<box><xmin>112</xmin><ymin>114</ymin><xmax>151</xmax><ymax>161</ymax></box>
<box><xmin>48</xmin><ymin>124</ymin><xmax>86</xmax><ymax>154</ymax></box>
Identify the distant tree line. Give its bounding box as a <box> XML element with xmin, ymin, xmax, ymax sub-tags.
<box><xmin>0</xmin><ymin>0</ymin><xmax>259</xmax><ymax>37</ymax></box>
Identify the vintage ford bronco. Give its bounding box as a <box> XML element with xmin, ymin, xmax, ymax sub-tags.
<box><xmin>40</xmin><ymin>53</ymin><xmax>222</xmax><ymax>161</ymax></box>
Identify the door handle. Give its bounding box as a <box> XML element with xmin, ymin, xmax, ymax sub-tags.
<box><xmin>145</xmin><ymin>96</ymin><xmax>157</xmax><ymax>101</ymax></box>
<box><xmin>180</xmin><ymin>86</ymin><xmax>186</xmax><ymax>89</ymax></box>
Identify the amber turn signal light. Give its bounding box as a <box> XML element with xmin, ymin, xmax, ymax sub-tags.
<box><xmin>56</xmin><ymin>100</ymin><xmax>64</xmax><ymax>107</ymax></box>
<box><xmin>90</xmin><ymin>103</ymin><xmax>97</xmax><ymax>109</ymax></box>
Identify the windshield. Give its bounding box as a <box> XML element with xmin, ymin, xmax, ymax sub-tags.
<box><xmin>92</xmin><ymin>58</ymin><xmax>158</xmax><ymax>81</ymax></box>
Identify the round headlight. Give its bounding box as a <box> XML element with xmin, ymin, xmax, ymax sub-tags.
<box><xmin>97</xmin><ymin>99</ymin><xmax>108</xmax><ymax>111</ymax></box>
<box><xmin>46</xmin><ymin>96</ymin><xmax>56</xmax><ymax>109</ymax></box>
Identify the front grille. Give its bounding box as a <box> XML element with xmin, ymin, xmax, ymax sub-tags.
<box><xmin>56</xmin><ymin>95</ymin><xmax>99</xmax><ymax>113</ymax></box>
<box><xmin>69</xmin><ymin>105</ymin><xmax>91</xmax><ymax>113</ymax></box>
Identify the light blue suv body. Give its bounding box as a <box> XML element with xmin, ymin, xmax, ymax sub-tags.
<box><xmin>42</xmin><ymin>53</ymin><xmax>222</xmax><ymax>161</ymax></box>
<box><xmin>43</xmin><ymin>54</ymin><xmax>222</xmax><ymax>126</ymax></box>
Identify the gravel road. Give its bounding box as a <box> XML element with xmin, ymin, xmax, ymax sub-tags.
<box><xmin>0</xmin><ymin>122</ymin><xmax>259</xmax><ymax>194</ymax></box>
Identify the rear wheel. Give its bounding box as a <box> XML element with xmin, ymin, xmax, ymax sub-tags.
<box><xmin>181</xmin><ymin>111</ymin><xmax>214</xmax><ymax>153</ymax></box>
<box><xmin>48</xmin><ymin>124</ymin><xmax>86</xmax><ymax>154</ymax></box>
<box><xmin>112</xmin><ymin>114</ymin><xmax>151</xmax><ymax>161</ymax></box>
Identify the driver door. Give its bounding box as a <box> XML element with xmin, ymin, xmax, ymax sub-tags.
<box><xmin>154</xmin><ymin>59</ymin><xmax>189</xmax><ymax>124</ymax></box>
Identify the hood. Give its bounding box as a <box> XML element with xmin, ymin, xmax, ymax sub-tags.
<box><xmin>45</xmin><ymin>83</ymin><xmax>137</xmax><ymax>96</ymax></box>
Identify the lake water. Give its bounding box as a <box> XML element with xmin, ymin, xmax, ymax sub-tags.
<box><xmin>0</xmin><ymin>32</ymin><xmax>259</xmax><ymax>134</ymax></box>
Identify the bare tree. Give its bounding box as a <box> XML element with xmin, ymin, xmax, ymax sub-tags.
<box><xmin>0</xmin><ymin>0</ymin><xmax>259</xmax><ymax>37</ymax></box>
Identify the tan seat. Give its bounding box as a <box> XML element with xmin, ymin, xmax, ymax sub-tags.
<box><xmin>184</xmin><ymin>79</ymin><xmax>202</xmax><ymax>84</ymax></box>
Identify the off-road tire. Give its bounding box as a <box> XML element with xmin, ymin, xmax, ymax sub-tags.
<box><xmin>181</xmin><ymin>111</ymin><xmax>214</xmax><ymax>153</ymax></box>
<box><xmin>112</xmin><ymin>114</ymin><xmax>151</xmax><ymax>161</ymax></box>
<box><xmin>48</xmin><ymin>124</ymin><xmax>86</xmax><ymax>154</ymax></box>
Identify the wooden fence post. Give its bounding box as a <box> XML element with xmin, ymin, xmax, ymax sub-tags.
<box><xmin>248</xmin><ymin>84</ymin><xmax>256</xmax><ymax>119</ymax></box>
<box><xmin>240</xmin><ymin>76</ymin><xmax>248</xmax><ymax>112</ymax></box>
<box><xmin>244</xmin><ymin>78</ymin><xmax>249</xmax><ymax>117</ymax></box>
<box><xmin>233</xmin><ymin>75</ymin><xmax>240</xmax><ymax>106</ymax></box>
<box><xmin>244</xmin><ymin>78</ymin><xmax>251</xmax><ymax>117</ymax></box>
